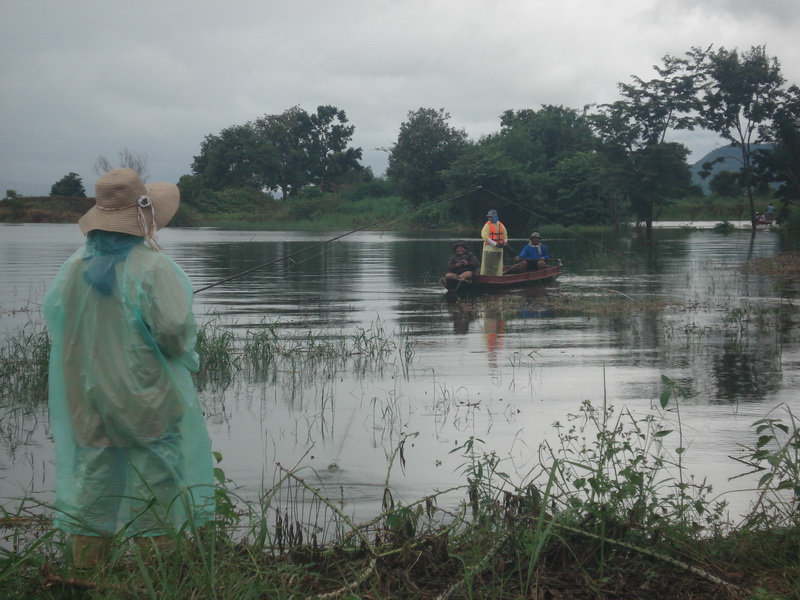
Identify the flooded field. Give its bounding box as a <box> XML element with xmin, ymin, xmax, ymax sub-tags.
<box><xmin>1</xmin><ymin>223</ymin><xmax>797</xmax><ymax>526</ymax></box>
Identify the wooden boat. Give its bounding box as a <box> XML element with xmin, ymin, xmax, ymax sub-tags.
<box><xmin>441</xmin><ymin>260</ymin><xmax>562</xmax><ymax>292</ymax></box>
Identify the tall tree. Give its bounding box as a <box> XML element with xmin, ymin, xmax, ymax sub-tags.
<box><xmin>594</xmin><ymin>53</ymin><xmax>700</xmax><ymax>233</ymax></box>
<box><xmin>690</xmin><ymin>45</ymin><xmax>785</xmax><ymax>228</ymax></box>
<box><xmin>50</xmin><ymin>172</ymin><xmax>86</xmax><ymax>197</ymax></box>
<box><xmin>304</xmin><ymin>105</ymin><xmax>364</xmax><ymax>192</ymax></box>
<box><xmin>497</xmin><ymin>105</ymin><xmax>598</xmax><ymax>225</ymax></box>
<box><xmin>753</xmin><ymin>84</ymin><xmax>800</xmax><ymax>212</ymax></box>
<box><xmin>254</xmin><ymin>105</ymin><xmax>363</xmax><ymax>200</ymax></box>
<box><xmin>499</xmin><ymin>105</ymin><xmax>596</xmax><ymax>169</ymax></box>
<box><xmin>192</xmin><ymin>106</ymin><xmax>363</xmax><ymax>200</ymax></box>
<box><xmin>192</xmin><ymin>123</ymin><xmax>276</xmax><ymax>191</ymax></box>
<box><xmin>387</xmin><ymin>108</ymin><xmax>468</xmax><ymax>205</ymax></box>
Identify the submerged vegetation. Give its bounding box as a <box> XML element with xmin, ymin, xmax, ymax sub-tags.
<box><xmin>4</xmin><ymin>385</ymin><xmax>800</xmax><ymax>597</ymax></box>
<box><xmin>2</xmin><ymin>266</ymin><xmax>800</xmax><ymax>597</ymax></box>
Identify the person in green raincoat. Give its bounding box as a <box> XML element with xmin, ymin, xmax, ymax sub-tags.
<box><xmin>44</xmin><ymin>168</ymin><xmax>215</xmax><ymax>568</ymax></box>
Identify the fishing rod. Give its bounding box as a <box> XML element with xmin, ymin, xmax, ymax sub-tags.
<box><xmin>479</xmin><ymin>187</ymin><xmax>656</xmax><ymax>274</ymax></box>
<box><xmin>192</xmin><ymin>186</ymin><xmax>483</xmax><ymax>295</ymax></box>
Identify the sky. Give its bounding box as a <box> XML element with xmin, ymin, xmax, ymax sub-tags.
<box><xmin>1</xmin><ymin>0</ymin><xmax>798</xmax><ymax>196</ymax></box>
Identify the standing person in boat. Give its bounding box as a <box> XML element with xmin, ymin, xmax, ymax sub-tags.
<box><xmin>480</xmin><ymin>209</ymin><xmax>507</xmax><ymax>276</ymax></box>
<box><xmin>444</xmin><ymin>240</ymin><xmax>480</xmax><ymax>281</ymax></box>
<box><xmin>512</xmin><ymin>232</ymin><xmax>550</xmax><ymax>272</ymax></box>
<box><xmin>43</xmin><ymin>168</ymin><xmax>215</xmax><ymax>568</ymax></box>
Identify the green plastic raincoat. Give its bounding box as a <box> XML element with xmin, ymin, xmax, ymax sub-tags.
<box><xmin>44</xmin><ymin>231</ymin><xmax>214</xmax><ymax>537</ymax></box>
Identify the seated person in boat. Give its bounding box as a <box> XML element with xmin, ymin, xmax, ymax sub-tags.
<box><xmin>511</xmin><ymin>232</ymin><xmax>550</xmax><ymax>271</ymax></box>
<box><xmin>445</xmin><ymin>240</ymin><xmax>480</xmax><ymax>281</ymax></box>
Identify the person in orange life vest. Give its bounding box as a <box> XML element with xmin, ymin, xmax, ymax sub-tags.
<box><xmin>480</xmin><ymin>209</ymin><xmax>507</xmax><ymax>276</ymax></box>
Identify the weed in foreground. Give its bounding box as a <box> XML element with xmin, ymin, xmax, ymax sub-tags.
<box><xmin>5</xmin><ymin>381</ymin><xmax>800</xmax><ymax>598</ymax></box>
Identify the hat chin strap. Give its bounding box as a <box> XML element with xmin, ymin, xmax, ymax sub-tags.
<box><xmin>137</xmin><ymin>195</ymin><xmax>161</xmax><ymax>250</ymax></box>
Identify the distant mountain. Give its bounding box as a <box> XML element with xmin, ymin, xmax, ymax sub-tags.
<box><xmin>690</xmin><ymin>144</ymin><xmax>773</xmax><ymax>194</ymax></box>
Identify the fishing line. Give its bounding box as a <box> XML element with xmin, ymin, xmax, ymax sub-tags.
<box><xmin>478</xmin><ymin>186</ymin><xmax>657</xmax><ymax>274</ymax></box>
<box><xmin>328</xmin><ymin>405</ymin><xmax>358</xmax><ymax>470</ymax></box>
<box><xmin>192</xmin><ymin>186</ymin><xmax>482</xmax><ymax>294</ymax></box>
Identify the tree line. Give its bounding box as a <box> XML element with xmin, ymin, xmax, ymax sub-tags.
<box><xmin>35</xmin><ymin>44</ymin><xmax>800</xmax><ymax>232</ymax></box>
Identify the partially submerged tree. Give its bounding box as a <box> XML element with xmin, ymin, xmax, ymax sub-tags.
<box><xmin>690</xmin><ymin>45</ymin><xmax>785</xmax><ymax>228</ymax></box>
<box><xmin>593</xmin><ymin>53</ymin><xmax>700</xmax><ymax>233</ymax></box>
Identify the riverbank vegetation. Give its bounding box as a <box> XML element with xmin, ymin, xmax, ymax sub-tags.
<box><xmin>3</xmin><ymin>45</ymin><xmax>799</xmax><ymax>235</ymax></box>
<box><xmin>2</xmin><ymin>254</ymin><xmax>800</xmax><ymax>598</ymax></box>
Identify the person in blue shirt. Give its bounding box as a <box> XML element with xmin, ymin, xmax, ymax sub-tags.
<box><xmin>513</xmin><ymin>232</ymin><xmax>550</xmax><ymax>271</ymax></box>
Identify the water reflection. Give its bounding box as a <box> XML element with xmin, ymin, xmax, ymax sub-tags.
<box><xmin>0</xmin><ymin>223</ymin><xmax>795</xmax><ymax>524</ymax></box>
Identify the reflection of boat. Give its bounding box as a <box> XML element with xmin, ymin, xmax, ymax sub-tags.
<box><xmin>755</xmin><ymin>218</ymin><xmax>773</xmax><ymax>229</ymax></box>
<box><xmin>441</xmin><ymin>260</ymin><xmax>561</xmax><ymax>292</ymax></box>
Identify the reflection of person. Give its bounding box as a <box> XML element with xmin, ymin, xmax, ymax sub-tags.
<box><xmin>445</xmin><ymin>296</ymin><xmax>478</xmax><ymax>334</ymax></box>
<box><xmin>480</xmin><ymin>209</ymin><xmax>507</xmax><ymax>276</ymax></box>
<box><xmin>513</xmin><ymin>232</ymin><xmax>550</xmax><ymax>271</ymax></box>
<box><xmin>43</xmin><ymin>168</ymin><xmax>214</xmax><ymax>568</ymax></box>
<box><xmin>445</xmin><ymin>240</ymin><xmax>479</xmax><ymax>281</ymax></box>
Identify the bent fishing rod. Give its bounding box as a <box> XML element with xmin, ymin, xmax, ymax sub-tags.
<box><xmin>192</xmin><ymin>186</ymin><xmax>482</xmax><ymax>295</ymax></box>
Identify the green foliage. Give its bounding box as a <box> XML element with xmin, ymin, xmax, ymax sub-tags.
<box><xmin>691</xmin><ymin>45</ymin><xmax>786</xmax><ymax>222</ymax></box>
<box><xmin>338</xmin><ymin>175</ymin><xmax>397</xmax><ymax>202</ymax></box>
<box><xmin>741</xmin><ymin>406</ymin><xmax>800</xmax><ymax>530</ymax></box>
<box><xmin>593</xmin><ymin>53</ymin><xmax>701</xmax><ymax>229</ymax></box>
<box><xmin>191</xmin><ymin>123</ymin><xmax>274</xmax><ymax>191</ymax></box>
<box><xmin>712</xmin><ymin>220</ymin><xmax>736</xmax><ymax>234</ymax></box>
<box><xmin>709</xmin><ymin>170</ymin><xmax>745</xmax><ymax>197</ymax></box>
<box><xmin>442</xmin><ymin>140</ymin><xmax>533</xmax><ymax>220</ymax></box>
<box><xmin>441</xmin><ymin>105</ymin><xmax>605</xmax><ymax>227</ymax></box>
<box><xmin>49</xmin><ymin>172</ymin><xmax>86</xmax><ymax>197</ymax></box>
<box><xmin>387</xmin><ymin>107</ymin><xmax>468</xmax><ymax>205</ymax></box>
<box><xmin>192</xmin><ymin>105</ymin><xmax>364</xmax><ymax>202</ymax></box>
<box><xmin>500</xmin><ymin>105</ymin><xmax>597</xmax><ymax>168</ymax></box>
<box><xmin>549</xmin><ymin>151</ymin><xmax>624</xmax><ymax>225</ymax></box>
<box><xmin>754</xmin><ymin>84</ymin><xmax>800</xmax><ymax>208</ymax></box>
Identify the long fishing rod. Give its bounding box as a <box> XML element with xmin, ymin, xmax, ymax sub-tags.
<box><xmin>192</xmin><ymin>186</ymin><xmax>482</xmax><ymax>295</ymax></box>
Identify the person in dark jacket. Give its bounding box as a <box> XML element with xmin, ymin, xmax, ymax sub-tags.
<box><xmin>445</xmin><ymin>240</ymin><xmax>479</xmax><ymax>281</ymax></box>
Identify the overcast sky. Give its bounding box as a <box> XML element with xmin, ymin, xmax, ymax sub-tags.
<box><xmin>1</xmin><ymin>0</ymin><xmax>798</xmax><ymax>196</ymax></box>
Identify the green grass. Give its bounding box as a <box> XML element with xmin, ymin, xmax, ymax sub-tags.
<box><xmin>5</xmin><ymin>389</ymin><xmax>800</xmax><ymax>598</ymax></box>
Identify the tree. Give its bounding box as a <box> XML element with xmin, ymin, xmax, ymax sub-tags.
<box><xmin>550</xmin><ymin>151</ymin><xmax>622</xmax><ymax>226</ymax></box>
<box><xmin>441</xmin><ymin>139</ymin><xmax>533</xmax><ymax>224</ymax></box>
<box><xmin>709</xmin><ymin>170</ymin><xmax>744</xmax><ymax>197</ymax></box>
<box><xmin>690</xmin><ymin>45</ymin><xmax>785</xmax><ymax>228</ymax></box>
<box><xmin>496</xmin><ymin>105</ymin><xmax>598</xmax><ymax>225</ymax></box>
<box><xmin>93</xmin><ymin>148</ymin><xmax>150</xmax><ymax>182</ymax></box>
<box><xmin>387</xmin><ymin>108</ymin><xmax>468</xmax><ymax>205</ymax></box>
<box><xmin>50</xmin><ymin>172</ymin><xmax>86</xmax><ymax>197</ymax></box>
<box><xmin>192</xmin><ymin>123</ymin><xmax>276</xmax><ymax>191</ymax></box>
<box><xmin>499</xmin><ymin>105</ymin><xmax>596</xmax><ymax>169</ymax></box>
<box><xmin>593</xmin><ymin>53</ymin><xmax>700</xmax><ymax>233</ymax></box>
<box><xmin>753</xmin><ymin>84</ymin><xmax>800</xmax><ymax>211</ymax></box>
<box><xmin>253</xmin><ymin>105</ymin><xmax>363</xmax><ymax>200</ymax></box>
<box><xmin>303</xmin><ymin>105</ymin><xmax>364</xmax><ymax>192</ymax></box>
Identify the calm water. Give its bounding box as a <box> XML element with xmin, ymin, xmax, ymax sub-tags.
<box><xmin>1</xmin><ymin>223</ymin><xmax>796</xmax><ymax>525</ymax></box>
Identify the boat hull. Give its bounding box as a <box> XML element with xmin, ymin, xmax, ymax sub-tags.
<box><xmin>441</xmin><ymin>263</ymin><xmax>561</xmax><ymax>292</ymax></box>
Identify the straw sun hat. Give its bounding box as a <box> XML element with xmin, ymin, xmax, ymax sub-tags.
<box><xmin>79</xmin><ymin>168</ymin><xmax>179</xmax><ymax>246</ymax></box>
